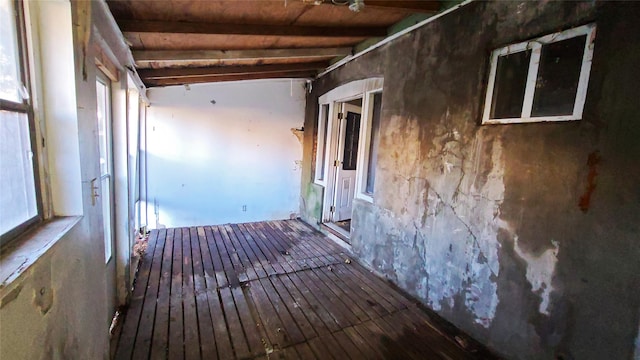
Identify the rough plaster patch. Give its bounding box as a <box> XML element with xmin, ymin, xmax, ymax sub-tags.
<box><xmin>290</xmin><ymin>128</ymin><xmax>304</xmax><ymax>144</ymax></box>
<box><xmin>512</xmin><ymin>236</ymin><xmax>559</xmax><ymax>315</ymax></box>
<box><xmin>33</xmin><ymin>286</ymin><xmax>54</xmax><ymax>315</ymax></box>
<box><xmin>496</xmin><ymin>215</ymin><xmax>560</xmax><ymax>317</ymax></box>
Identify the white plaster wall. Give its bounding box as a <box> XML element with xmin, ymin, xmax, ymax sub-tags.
<box><xmin>145</xmin><ymin>79</ymin><xmax>306</xmax><ymax>228</ymax></box>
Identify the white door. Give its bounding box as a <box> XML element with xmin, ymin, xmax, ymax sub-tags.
<box><xmin>333</xmin><ymin>103</ymin><xmax>361</xmax><ymax>221</ymax></box>
<box><xmin>96</xmin><ymin>75</ymin><xmax>117</xmax><ymax>326</ymax></box>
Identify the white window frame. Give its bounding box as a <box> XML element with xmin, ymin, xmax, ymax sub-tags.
<box><xmin>482</xmin><ymin>23</ymin><xmax>596</xmax><ymax>125</ymax></box>
<box><xmin>354</xmin><ymin>88</ymin><xmax>383</xmax><ymax>203</ymax></box>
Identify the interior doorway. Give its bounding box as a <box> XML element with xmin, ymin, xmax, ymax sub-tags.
<box><xmin>327</xmin><ymin>98</ymin><xmax>362</xmax><ymax>239</ymax></box>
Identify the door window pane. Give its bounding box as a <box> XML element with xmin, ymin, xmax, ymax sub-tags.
<box><xmin>0</xmin><ymin>0</ymin><xmax>23</xmax><ymax>103</ymax></box>
<box><xmin>490</xmin><ymin>50</ymin><xmax>531</xmax><ymax>119</ymax></box>
<box><xmin>0</xmin><ymin>110</ymin><xmax>37</xmax><ymax>235</ymax></box>
<box><xmin>365</xmin><ymin>93</ymin><xmax>382</xmax><ymax>194</ymax></box>
<box><xmin>342</xmin><ymin>112</ymin><xmax>360</xmax><ymax>171</ymax></box>
<box><xmin>532</xmin><ymin>35</ymin><xmax>586</xmax><ymax>117</ymax></box>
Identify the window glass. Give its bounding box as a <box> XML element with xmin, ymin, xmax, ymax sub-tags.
<box><xmin>0</xmin><ymin>0</ymin><xmax>39</xmax><ymax>242</ymax></box>
<box><xmin>342</xmin><ymin>112</ymin><xmax>360</xmax><ymax>171</ymax></box>
<box><xmin>365</xmin><ymin>93</ymin><xmax>382</xmax><ymax>194</ymax></box>
<box><xmin>0</xmin><ymin>110</ymin><xmax>37</xmax><ymax>235</ymax></box>
<box><xmin>317</xmin><ymin>104</ymin><xmax>329</xmax><ymax>181</ymax></box>
<box><xmin>97</xmin><ymin>81</ymin><xmax>109</xmax><ymax>176</ymax></box>
<box><xmin>318</xmin><ymin>104</ymin><xmax>329</xmax><ymax>180</ymax></box>
<box><xmin>0</xmin><ymin>0</ymin><xmax>23</xmax><ymax>103</ymax></box>
<box><xmin>532</xmin><ymin>35</ymin><xmax>586</xmax><ymax>117</ymax></box>
<box><xmin>490</xmin><ymin>50</ymin><xmax>531</xmax><ymax>119</ymax></box>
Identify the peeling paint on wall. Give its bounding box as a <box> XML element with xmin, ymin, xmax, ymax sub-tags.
<box><xmin>512</xmin><ymin>233</ymin><xmax>559</xmax><ymax>316</ymax></box>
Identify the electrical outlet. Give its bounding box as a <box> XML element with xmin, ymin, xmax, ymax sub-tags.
<box><xmin>242</xmin><ymin>205</ymin><xmax>247</xmax><ymax>212</ymax></box>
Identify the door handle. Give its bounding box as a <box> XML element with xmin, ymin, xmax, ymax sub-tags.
<box><xmin>90</xmin><ymin>178</ymin><xmax>99</xmax><ymax>206</ymax></box>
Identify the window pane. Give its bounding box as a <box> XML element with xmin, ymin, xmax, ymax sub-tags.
<box><xmin>532</xmin><ymin>35</ymin><xmax>586</xmax><ymax>117</ymax></box>
<box><xmin>101</xmin><ymin>176</ymin><xmax>112</xmax><ymax>262</ymax></box>
<box><xmin>366</xmin><ymin>93</ymin><xmax>382</xmax><ymax>195</ymax></box>
<box><xmin>0</xmin><ymin>0</ymin><xmax>23</xmax><ymax>103</ymax></box>
<box><xmin>490</xmin><ymin>50</ymin><xmax>531</xmax><ymax>119</ymax></box>
<box><xmin>96</xmin><ymin>81</ymin><xmax>109</xmax><ymax>176</ymax></box>
<box><xmin>318</xmin><ymin>104</ymin><xmax>329</xmax><ymax>181</ymax></box>
<box><xmin>342</xmin><ymin>112</ymin><xmax>360</xmax><ymax>171</ymax></box>
<box><xmin>0</xmin><ymin>110</ymin><xmax>37</xmax><ymax>235</ymax></box>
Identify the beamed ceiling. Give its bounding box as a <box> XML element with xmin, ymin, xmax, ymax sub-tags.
<box><xmin>106</xmin><ymin>0</ymin><xmax>442</xmax><ymax>87</ymax></box>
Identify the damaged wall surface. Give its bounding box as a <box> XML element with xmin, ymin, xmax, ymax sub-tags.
<box><xmin>300</xmin><ymin>1</ymin><xmax>640</xmax><ymax>359</ymax></box>
<box><xmin>145</xmin><ymin>80</ymin><xmax>306</xmax><ymax>228</ymax></box>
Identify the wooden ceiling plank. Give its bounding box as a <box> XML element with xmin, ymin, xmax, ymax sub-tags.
<box><xmin>139</xmin><ymin>62</ymin><xmax>328</xmax><ymax>80</ymax></box>
<box><xmin>133</xmin><ymin>47</ymin><xmax>352</xmax><ymax>62</ymax></box>
<box><xmin>119</xmin><ymin>20</ymin><xmax>387</xmax><ymax>38</ymax></box>
<box><xmin>364</xmin><ymin>1</ymin><xmax>440</xmax><ymax>12</ymax></box>
<box><xmin>145</xmin><ymin>70</ymin><xmax>317</xmax><ymax>87</ymax></box>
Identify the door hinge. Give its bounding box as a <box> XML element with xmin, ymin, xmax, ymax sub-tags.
<box><xmin>330</xmin><ymin>206</ymin><xmax>336</xmax><ymax>213</ymax></box>
<box><xmin>333</xmin><ymin>160</ymin><xmax>340</xmax><ymax>167</ymax></box>
<box><xmin>338</xmin><ymin>112</ymin><xmax>344</xmax><ymax>119</ymax></box>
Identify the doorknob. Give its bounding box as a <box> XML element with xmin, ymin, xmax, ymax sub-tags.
<box><xmin>90</xmin><ymin>178</ymin><xmax>99</xmax><ymax>206</ymax></box>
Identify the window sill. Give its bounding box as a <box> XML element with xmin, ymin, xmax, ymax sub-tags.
<box><xmin>0</xmin><ymin>216</ymin><xmax>82</xmax><ymax>291</ymax></box>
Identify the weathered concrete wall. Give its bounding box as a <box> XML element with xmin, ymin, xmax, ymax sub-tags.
<box><xmin>300</xmin><ymin>2</ymin><xmax>640</xmax><ymax>359</ymax></box>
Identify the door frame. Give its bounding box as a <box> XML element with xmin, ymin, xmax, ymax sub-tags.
<box><xmin>96</xmin><ymin>71</ymin><xmax>117</xmax><ymax>326</ymax></box>
<box><xmin>331</xmin><ymin>102</ymin><xmax>361</xmax><ymax>222</ymax></box>
<box><xmin>316</xmin><ymin>78</ymin><xmax>384</xmax><ymax>227</ymax></box>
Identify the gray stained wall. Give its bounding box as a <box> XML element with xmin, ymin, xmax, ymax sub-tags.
<box><xmin>300</xmin><ymin>1</ymin><xmax>640</xmax><ymax>359</ymax></box>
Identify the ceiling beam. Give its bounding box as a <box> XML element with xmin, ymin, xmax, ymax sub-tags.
<box><xmin>144</xmin><ymin>71</ymin><xmax>317</xmax><ymax>87</ymax></box>
<box><xmin>364</xmin><ymin>1</ymin><xmax>440</xmax><ymax>12</ymax></box>
<box><xmin>133</xmin><ymin>47</ymin><xmax>352</xmax><ymax>63</ymax></box>
<box><xmin>119</xmin><ymin>20</ymin><xmax>387</xmax><ymax>38</ymax></box>
<box><xmin>139</xmin><ymin>62</ymin><xmax>328</xmax><ymax>80</ymax></box>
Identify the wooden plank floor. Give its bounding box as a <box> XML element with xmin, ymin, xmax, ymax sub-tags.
<box><xmin>114</xmin><ymin>220</ymin><xmax>495</xmax><ymax>360</ymax></box>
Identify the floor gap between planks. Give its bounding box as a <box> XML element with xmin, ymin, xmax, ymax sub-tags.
<box><xmin>113</xmin><ymin>219</ymin><xmax>497</xmax><ymax>360</ymax></box>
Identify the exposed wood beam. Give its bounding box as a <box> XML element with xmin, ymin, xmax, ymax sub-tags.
<box><xmin>119</xmin><ymin>20</ymin><xmax>387</xmax><ymax>38</ymax></box>
<box><xmin>94</xmin><ymin>44</ymin><xmax>119</xmax><ymax>82</ymax></box>
<box><xmin>92</xmin><ymin>1</ymin><xmax>148</xmax><ymax>100</ymax></box>
<box><xmin>133</xmin><ymin>47</ymin><xmax>352</xmax><ymax>63</ymax></box>
<box><xmin>145</xmin><ymin>71</ymin><xmax>317</xmax><ymax>87</ymax></box>
<box><xmin>139</xmin><ymin>62</ymin><xmax>328</xmax><ymax>80</ymax></box>
<box><xmin>364</xmin><ymin>1</ymin><xmax>440</xmax><ymax>12</ymax></box>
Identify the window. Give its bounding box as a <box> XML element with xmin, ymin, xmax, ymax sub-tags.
<box><xmin>365</xmin><ymin>92</ymin><xmax>382</xmax><ymax>194</ymax></box>
<box><xmin>314</xmin><ymin>104</ymin><xmax>330</xmax><ymax>183</ymax></box>
<box><xmin>0</xmin><ymin>0</ymin><xmax>40</xmax><ymax>245</ymax></box>
<box><xmin>482</xmin><ymin>24</ymin><xmax>596</xmax><ymax>124</ymax></box>
<box><xmin>355</xmin><ymin>90</ymin><xmax>382</xmax><ymax>202</ymax></box>
<box><xmin>96</xmin><ymin>75</ymin><xmax>113</xmax><ymax>262</ymax></box>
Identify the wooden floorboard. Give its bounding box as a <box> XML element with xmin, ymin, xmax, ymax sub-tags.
<box><xmin>115</xmin><ymin>220</ymin><xmax>496</xmax><ymax>360</ymax></box>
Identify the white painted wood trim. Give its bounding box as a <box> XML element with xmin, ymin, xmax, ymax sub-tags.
<box><xmin>521</xmin><ymin>43</ymin><xmax>542</xmax><ymax>118</ymax></box>
<box><xmin>355</xmin><ymin>88</ymin><xmax>382</xmax><ymax>203</ymax></box>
